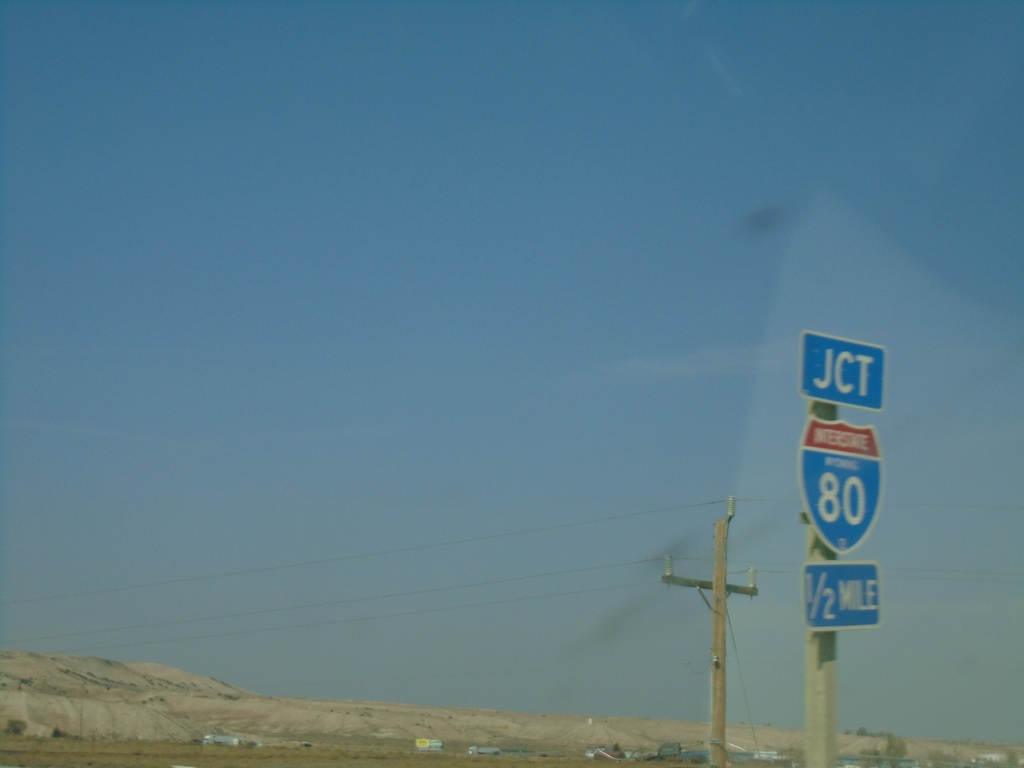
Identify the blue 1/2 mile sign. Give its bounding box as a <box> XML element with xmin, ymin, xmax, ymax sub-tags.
<box><xmin>803</xmin><ymin>561</ymin><xmax>881</xmax><ymax>629</ymax></box>
<box><xmin>799</xmin><ymin>417</ymin><xmax>883</xmax><ymax>554</ymax></box>
<box><xmin>801</xmin><ymin>331</ymin><xmax>885</xmax><ymax>411</ymax></box>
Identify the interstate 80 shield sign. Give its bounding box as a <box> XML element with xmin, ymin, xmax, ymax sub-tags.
<box><xmin>799</xmin><ymin>417</ymin><xmax>883</xmax><ymax>554</ymax></box>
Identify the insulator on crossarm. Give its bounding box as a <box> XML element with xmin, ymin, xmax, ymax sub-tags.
<box><xmin>663</xmin><ymin>555</ymin><xmax>674</xmax><ymax>578</ymax></box>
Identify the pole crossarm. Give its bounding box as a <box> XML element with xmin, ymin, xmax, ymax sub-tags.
<box><xmin>661</xmin><ymin>573</ymin><xmax>758</xmax><ymax>597</ymax></box>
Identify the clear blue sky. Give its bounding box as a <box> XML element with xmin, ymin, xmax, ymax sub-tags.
<box><xmin>3</xmin><ymin>0</ymin><xmax>1023</xmax><ymax>746</ymax></box>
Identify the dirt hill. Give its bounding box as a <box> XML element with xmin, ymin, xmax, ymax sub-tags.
<box><xmin>0</xmin><ymin>649</ymin><xmax>725</xmax><ymax>749</ymax></box>
<box><xmin>0</xmin><ymin>650</ymin><xmax>1015</xmax><ymax>762</ymax></box>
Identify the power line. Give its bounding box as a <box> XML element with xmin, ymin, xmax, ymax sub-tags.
<box><xmin>726</xmin><ymin>604</ymin><xmax>760</xmax><ymax>757</ymax></box>
<box><xmin>10</xmin><ymin>557</ymin><xmax>1018</xmax><ymax>651</ymax></box>
<box><xmin>11</xmin><ymin>560</ymin><xmax>1019</xmax><ymax>651</ymax></box>
<box><xmin>54</xmin><ymin>580</ymin><xmax>654</xmax><ymax>655</ymax></box>
<box><xmin>3</xmin><ymin>558</ymin><xmax>664</xmax><ymax>645</ymax></box>
<box><xmin>7</xmin><ymin>493</ymin><xmax>1022</xmax><ymax>663</ymax></box>
<box><xmin>5</xmin><ymin>497</ymin><xmax>1018</xmax><ymax>608</ymax></box>
<box><xmin>740</xmin><ymin>564</ymin><xmax>1024</xmax><ymax>583</ymax></box>
<box><xmin>0</xmin><ymin>499</ymin><xmax>725</xmax><ymax>607</ymax></box>
<box><xmin>737</xmin><ymin>498</ymin><xmax>1024</xmax><ymax>513</ymax></box>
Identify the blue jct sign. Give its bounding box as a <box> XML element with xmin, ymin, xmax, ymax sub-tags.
<box><xmin>803</xmin><ymin>561</ymin><xmax>881</xmax><ymax>629</ymax></box>
<box><xmin>798</xmin><ymin>417</ymin><xmax>883</xmax><ymax>554</ymax></box>
<box><xmin>800</xmin><ymin>331</ymin><xmax>885</xmax><ymax>411</ymax></box>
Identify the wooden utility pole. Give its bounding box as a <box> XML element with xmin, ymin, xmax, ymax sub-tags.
<box><xmin>662</xmin><ymin>497</ymin><xmax>758</xmax><ymax>768</ymax></box>
<box><xmin>709</xmin><ymin>513</ymin><xmax>730</xmax><ymax>768</ymax></box>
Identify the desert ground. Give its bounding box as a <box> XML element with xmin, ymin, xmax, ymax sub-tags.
<box><xmin>0</xmin><ymin>650</ymin><xmax>1017</xmax><ymax>768</ymax></box>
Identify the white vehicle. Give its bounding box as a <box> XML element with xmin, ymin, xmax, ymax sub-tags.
<box><xmin>202</xmin><ymin>735</ymin><xmax>240</xmax><ymax>746</ymax></box>
<box><xmin>469</xmin><ymin>746</ymin><xmax>502</xmax><ymax>756</ymax></box>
